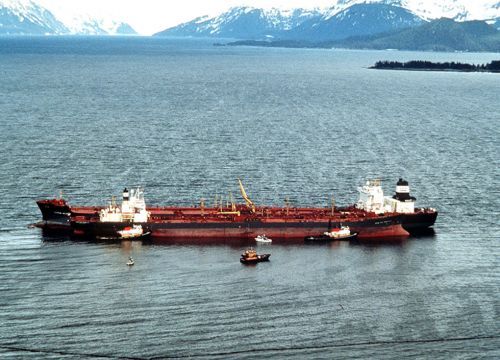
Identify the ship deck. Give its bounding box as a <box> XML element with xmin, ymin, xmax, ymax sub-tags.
<box><xmin>70</xmin><ymin>204</ymin><xmax>391</xmax><ymax>223</ymax></box>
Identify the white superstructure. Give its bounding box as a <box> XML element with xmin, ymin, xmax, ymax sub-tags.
<box><xmin>99</xmin><ymin>187</ymin><xmax>150</xmax><ymax>223</ymax></box>
<box><xmin>356</xmin><ymin>179</ymin><xmax>416</xmax><ymax>214</ymax></box>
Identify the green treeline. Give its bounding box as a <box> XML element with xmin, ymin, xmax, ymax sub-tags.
<box><xmin>372</xmin><ymin>60</ymin><xmax>500</xmax><ymax>72</ymax></box>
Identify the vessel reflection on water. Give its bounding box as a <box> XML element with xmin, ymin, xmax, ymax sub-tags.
<box><xmin>35</xmin><ymin>179</ymin><xmax>436</xmax><ymax>243</ymax></box>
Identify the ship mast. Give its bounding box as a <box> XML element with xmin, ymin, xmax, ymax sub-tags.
<box><xmin>238</xmin><ymin>179</ymin><xmax>256</xmax><ymax>213</ymax></box>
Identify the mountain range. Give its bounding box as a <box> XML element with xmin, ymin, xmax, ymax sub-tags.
<box><xmin>282</xmin><ymin>3</ymin><xmax>424</xmax><ymax>41</ymax></box>
<box><xmin>0</xmin><ymin>0</ymin><xmax>136</xmax><ymax>35</ymax></box>
<box><xmin>155</xmin><ymin>1</ymin><xmax>500</xmax><ymax>44</ymax></box>
<box><xmin>1</xmin><ymin>0</ymin><xmax>499</xmax><ymax>46</ymax></box>
<box><xmin>228</xmin><ymin>18</ymin><xmax>500</xmax><ymax>52</ymax></box>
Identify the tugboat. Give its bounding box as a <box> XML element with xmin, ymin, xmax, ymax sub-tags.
<box><xmin>305</xmin><ymin>226</ymin><xmax>358</xmax><ymax>242</ymax></box>
<box><xmin>240</xmin><ymin>248</ymin><xmax>270</xmax><ymax>264</ymax></box>
<box><xmin>117</xmin><ymin>225</ymin><xmax>150</xmax><ymax>240</ymax></box>
<box><xmin>255</xmin><ymin>234</ymin><xmax>272</xmax><ymax>243</ymax></box>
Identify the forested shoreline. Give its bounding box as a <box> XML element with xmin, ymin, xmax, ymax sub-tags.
<box><xmin>371</xmin><ymin>60</ymin><xmax>500</xmax><ymax>72</ymax></box>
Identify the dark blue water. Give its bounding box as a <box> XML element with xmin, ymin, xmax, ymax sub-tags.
<box><xmin>0</xmin><ymin>37</ymin><xmax>499</xmax><ymax>358</ymax></box>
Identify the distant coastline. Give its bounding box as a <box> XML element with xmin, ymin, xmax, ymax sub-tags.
<box><xmin>370</xmin><ymin>60</ymin><xmax>500</xmax><ymax>73</ymax></box>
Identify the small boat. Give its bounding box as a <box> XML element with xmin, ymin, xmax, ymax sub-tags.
<box><xmin>240</xmin><ymin>248</ymin><xmax>271</xmax><ymax>264</ymax></box>
<box><xmin>126</xmin><ymin>257</ymin><xmax>134</xmax><ymax>266</ymax></box>
<box><xmin>95</xmin><ymin>226</ymin><xmax>151</xmax><ymax>241</ymax></box>
<box><xmin>255</xmin><ymin>234</ymin><xmax>272</xmax><ymax>243</ymax></box>
<box><xmin>117</xmin><ymin>225</ymin><xmax>150</xmax><ymax>239</ymax></box>
<box><xmin>305</xmin><ymin>226</ymin><xmax>358</xmax><ymax>242</ymax></box>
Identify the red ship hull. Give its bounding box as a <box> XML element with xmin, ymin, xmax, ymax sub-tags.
<box><xmin>144</xmin><ymin>217</ymin><xmax>406</xmax><ymax>240</ymax></box>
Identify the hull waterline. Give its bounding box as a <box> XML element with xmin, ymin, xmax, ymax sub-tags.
<box><xmin>69</xmin><ymin>214</ymin><xmax>408</xmax><ymax>242</ymax></box>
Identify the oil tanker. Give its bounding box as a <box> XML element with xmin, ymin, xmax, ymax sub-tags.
<box><xmin>35</xmin><ymin>179</ymin><xmax>436</xmax><ymax>242</ymax></box>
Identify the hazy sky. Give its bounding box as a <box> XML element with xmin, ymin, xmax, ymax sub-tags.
<box><xmin>38</xmin><ymin>0</ymin><xmax>337</xmax><ymax>35</ymax></box>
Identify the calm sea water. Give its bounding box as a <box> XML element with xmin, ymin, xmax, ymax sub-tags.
<box><xmin>0</xmin><ymin>36</ymin><xmax>499</xmax><ymax>359</ymax></box>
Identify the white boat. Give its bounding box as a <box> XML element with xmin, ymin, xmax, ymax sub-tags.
<box><xmin>255</xmin><ymin>234</ymin><xmax>272</xmax><ymax>243</ymax></box>
<box><xmin>126</xmin><ymin>257</ymin><xmax>134</xmax><ymax>266</ymax></box>
<box><xmin>118</xmin><ymin>225</ymin><xmax>144</xmax><ymax>239</ymax></box>
<box><xmin>305</xmin><ymin>226</ymin><xmax>358</xmax><ymax>242</ymax></box>
<box><xmin>324</xmin><ymin>226</ymin><xmax>352</xmax><ymax>239</ymax></box>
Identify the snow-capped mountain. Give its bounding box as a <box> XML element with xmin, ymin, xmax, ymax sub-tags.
<box><xmin>0</xmin><ymin>0</ymin><xmax>136</xmax><ymax>35</ymax></box>
<box><xmin>286</xmin><ymin>3</ymin><xmax>424</xmax><ymax>41</ymax></box>
<box><xmin>43</xmin><ymin>4</ymin><xmax>137</xmax><ymax>35</ymax></box>
<box><xmin>155</xmin><ymin>7</ymin><xmax>321</xmax><ymax>39</ymax></box>
<box><xmin>391</xmin><ymin>0</ymin><xmax>498</xmax><ymax>22</ymax></box>
<box><xmin>320</xmin><ymin>1</ymin><xmax>499</xmax><ymax>22</ymax></box>
<box><xmin>50</xmin><ymin>12</ymin><xmax>136</xmax><ymax>35</ymax></box>
<box><xmin>0</xmin><ymin>0</ymin><xmax>67</xmax><ymax>34</ymax></box>
<box><xmin>155</xmin><ymin>1</ymin><xmax>500</xmax><ymax>40</ymax></box>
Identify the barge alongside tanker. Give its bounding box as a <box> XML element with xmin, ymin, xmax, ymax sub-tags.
<box><xmin>35</xmin><ymin>179</ymin><xmax>437</xmax><ymax>242</ymax></box>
